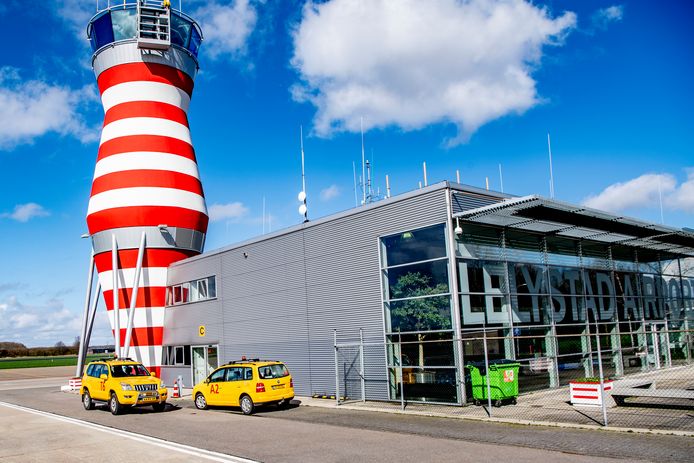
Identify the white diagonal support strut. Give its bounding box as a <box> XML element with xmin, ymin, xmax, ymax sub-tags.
<box><xmin>76</xmin><ymin>251</ymin><xmax>95</xmax><ymax>377</ymax></box>
<box><xmin>112</xmin><ymin>234</ymin><xmax>120</xmax><ymax>358</ymax></box>
<box><xmin>82</xmin><ymin>283</ymin><xmax>102</xmax><ymax>366</ymax></box>
<box><xmin>123</xmin><ymin>232</ymin><xmax>146</xmax><ymax>359</ymax></box>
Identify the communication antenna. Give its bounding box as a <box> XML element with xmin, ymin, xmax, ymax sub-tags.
<box><xmin>352</xmin><ymin>161</ymin><xmax>358</xmax><ymax>207</ymax></box>
<box><xmin>386</xmin><ymin>174</ymin><xmax>391</xmax><ymax>198</ymax></box>
<box><xmin>498</xmin><ymin>164</ymin><xmax>504</xmax><ymax>193</ymax></box>
<box><xmin>298</xmin><ymin>126</ymin><xmax>308</xmax><ymax>222</ymax></box>
<box><xmin>456</xmin><ymin>169</ymin><xmax>460</xmax><ymax>184</ymax></box>
<box><xmin>485</xmin><ymin>177</ymin><xmax>489</xmax><ymax>190</ymax></box>
<box><xmin>548</xmin><ymin>132</ymin><xmax>555</xmax><ymax>199</ymax></box>
<box><xmin>423</xmin><ymin>162</ymin><xmax>428</xmax><ymax>187</ymax></box>
<box><xmin>366</xmin><ymin>160</ymin><xmax>373</xmax><ymax>203</ymax></box>
<box><xmin>361</xmin><ymin>118</ymin><xmax>366</xmax><ymax>205</ymax></box>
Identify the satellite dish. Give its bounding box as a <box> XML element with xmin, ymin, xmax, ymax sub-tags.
<box><xmin>298</xmin><ymin>204</ymin><xmax>307</xmax><ymax>215</ymax></box>
<box><xmin>298</xmin><ymin>191</ymin><xmax>306</xmax><ymax>202</ymax></box>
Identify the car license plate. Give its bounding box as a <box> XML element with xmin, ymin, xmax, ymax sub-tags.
<box><xmin>272</xmin><ymin>384</ymin><xmax>285</xmax><ymax>390</ymax></box>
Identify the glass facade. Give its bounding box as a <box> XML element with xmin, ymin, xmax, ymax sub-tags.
<box><xmin>380</xmin><ymin>220</ymin><xmax>694</xmax><ymax>404</ymax></box>
<box><xmin>88</xmin><ymin>6</ymin><xmax>202</xmax><ymax>57</ymax></box>
<box><xmin>456</xmin><ymin>224</ymin><xmax>693</xmax><ymax>328</ymax></box>
<box><xmin>381</xmin><ymin>224</ymin><xmax>457</xmax><ymax>403</ymax></box>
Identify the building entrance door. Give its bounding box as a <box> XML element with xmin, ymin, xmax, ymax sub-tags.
<box><xmin>192</xmin><ymin>345</ymin><xmax>219</xmax><ymax>385</ymax></box>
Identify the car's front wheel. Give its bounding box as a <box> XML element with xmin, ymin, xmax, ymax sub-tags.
<box><xmin>109</xmin><ymin>392</ymin><xmax>122</xmax><ymax>415</ymax></box>
<box><xmin>82</xmin><ymin>389</ymin><xmax>94</xmax><ymax>410</ymax></box>
<box><xmin>194</xmin><ymin>393</ymin><xmax>208</xmax><ymax>410</ymax></box>
<box><xmin>240</xmin><ymin>394</ymin><xmax>255</xmax><ymax>415</ymax></box>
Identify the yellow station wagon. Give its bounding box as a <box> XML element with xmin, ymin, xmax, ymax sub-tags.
<box><xmin>81</xmin><ymin>358</ymin><xmax>167</xmax><ymax>415</ymax></box>
<box><xmin>193</xmin><ymin>359</ymin><xmax>294</xmax><ymax>415</ymax></box>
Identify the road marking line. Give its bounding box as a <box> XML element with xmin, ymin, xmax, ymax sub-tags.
<box><xmin>0</xmin><ymin>401</ymin><xmax>258</xmax><ymax>463</ymax></box>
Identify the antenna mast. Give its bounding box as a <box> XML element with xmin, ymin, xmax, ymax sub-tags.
<box><xmin>298</xmin><ymin>126</ymin><xmax>308</xmax><ymax>222</ymax></box>
<box><xmin>361</xmin><ymin>118</ymin><xmax>366</xmax><ymax>205</ymax></box>
<box><xmin>498</xmin><ymin>164</ymin><xmax>504</xmax><ymax>193</ymax></box>
<box><xmin>352</xmin><ymin>161</ymin><xmax>358</xmax><ymax>207</ymax></box>
<box><xmin>547</xmin><ymin>132</ymin><xmax>555</xmax><ymax>199</ymax></box>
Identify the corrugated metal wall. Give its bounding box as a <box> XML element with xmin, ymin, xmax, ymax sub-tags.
<box><xmin>451</xmin><ymin>190</ymin><xmax>503</xmax><ymax>214</ymax></box>
<box><xmin>164</xmin><ymin>185</ymin><xmax>488</xmax><ymax>399</ymax></box>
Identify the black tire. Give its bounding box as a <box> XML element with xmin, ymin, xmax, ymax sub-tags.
<box><xmin>152</xmin><ymin>402</ymin><xmax>166</xmax><ymax>412</ymax></box>
<box><xmin>240</xmin><ymin>394</ymin><xmax>255</xmax><ymax>415</ymax></box>
<box><xmin>82</xmin><ymin>389</ymin><xmax>94</xmax><ymax>410</ymax></box>
<box><xmin>194</xmin><ymin>393</ymin><xmax>208</xmax><ymax>410</ymax></box>
<box><xmin>493</xmin><ymin>399</ymin><xmax>503</xmax><ymax>407</ymax></box>
<box><xmin>109</xmin><ymin>392</ymin><xmax>122</xmax><ymax>415</ymax></box>
<box><xmin>473</xmin><ymin>399</ymin><xmax>481</xmax><ymax>406</ymax></box>
<box><xmin>511</xmin><ymin>397</ymin><xmax>517</xmax><ymax>405</ymax></box>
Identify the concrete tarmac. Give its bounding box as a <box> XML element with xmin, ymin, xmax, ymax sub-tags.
<box><xmin>0</xmin><ymin>401</ymin><xmax>251</xmax><ymax>462</ymax></box>
<box><xmin>0</xmin><ymin>367</ymin><xmax>688</xmax><ymax>463</ymax></box>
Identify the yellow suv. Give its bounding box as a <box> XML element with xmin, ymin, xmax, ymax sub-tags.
<box><xmin>193</xmin><ymin>359</ymin><xmax>294</xmax><ymax>415</ymax></box>
<box><xmin>81</xmin><ymin>358</ymin><xmax>167</xmax><ymax>415</ymax></box>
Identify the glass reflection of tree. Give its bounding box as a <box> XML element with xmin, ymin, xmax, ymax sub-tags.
<box><xmin>390</xmin><ymin>272</ymin><xmax>451</xmax><ymax>368</ymax></box>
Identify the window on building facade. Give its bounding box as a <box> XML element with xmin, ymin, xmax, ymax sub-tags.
<box><xmin>380</xmin><ymin>224</ymin><xmax>457</xmax><ymax>404</ymax></box>
<box><xmin>163</xmin><ymin>345</ymin><xmax>192</xmax><ymax>366</ymax></box>
<box><xmin>167</xmin><ymin>276</ymin><xmax>217</xmax><ymax>306</ymax></box>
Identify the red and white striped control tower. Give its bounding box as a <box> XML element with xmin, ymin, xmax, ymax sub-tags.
<box><xmin>77</xmin><ymin>1</ymin><xmax>207</xmax><ymax>377</ymax></box>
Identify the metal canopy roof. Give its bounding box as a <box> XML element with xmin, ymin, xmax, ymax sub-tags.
<box><xmin>454</xmin><ymin>195</ymin><xmax>694</xmax><ymax>257</ymax></box>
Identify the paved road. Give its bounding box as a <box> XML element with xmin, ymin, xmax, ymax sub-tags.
<box><xmin>0</xmin><ymin>371</ymin><xmax>691</xmax><ymax>462</ymax></box>
<box><xmin>0</xmin><ymin>401</ymin><xmax>249</xmax><ymax>463</ymax></box>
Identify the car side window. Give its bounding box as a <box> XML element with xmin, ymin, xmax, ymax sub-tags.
<box><xmin>98</xmin><ymin>365</ymin><xmax>107</xmax><ymax>377</ymax></box>
<box><xmin>244</xmin><ymin>368</ymin><xmax>253</xmax><ymax>380</ymax></box>
<box><xmin>226</xmin><ymin>367</ymin><xmax>243</xmax><ymax>382</ymax></box>
<box><xmin>86</xmin><ymin>364</ymin><xmax>94</xmax><ymax>377</ymax></box>
<box><xmin>209</xmin><ymin>368</ymin><xmax>226</xmax><ymax>383</ymax></box>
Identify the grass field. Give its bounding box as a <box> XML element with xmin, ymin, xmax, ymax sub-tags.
<box><xmin>0</xmin><ymin>354</ymin><xmax>103</xmax><ymax>369</ymax></box>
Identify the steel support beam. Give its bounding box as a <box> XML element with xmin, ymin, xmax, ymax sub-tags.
<box><xmin>123</xmin><ymin>232</ymin><xmax>146</xmax><ymax>358</ymax></box>
<box><xmin>76</xmin><ymin>252</ymin><xmax>95</xmax><ymax>377</ymax></box>
<box><xmin>112</xmin><ymin>234</ymin><xmax>120</xmax><ymax>358</ymax></box>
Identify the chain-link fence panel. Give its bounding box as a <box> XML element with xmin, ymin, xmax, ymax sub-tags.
<box><xmin>332</xmin><ymin>324</ymin><xmax>694</xmax><ymax>431</ymax></box>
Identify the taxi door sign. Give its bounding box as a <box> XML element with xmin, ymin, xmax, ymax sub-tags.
<box><xmin>198</xmin><ymin>325</ymin><xmax>206</xmax><ymax>337</ymax></box>
<box><xmin>503</xmin><ymin>369</ymin><xmax>514</xmax><ymax>382</ymax></box>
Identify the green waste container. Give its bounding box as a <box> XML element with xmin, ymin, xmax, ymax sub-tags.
<box><xmin>466</xmin><ymin>359</ymin><xmax>520</xmax><ymax>407</ymax></box>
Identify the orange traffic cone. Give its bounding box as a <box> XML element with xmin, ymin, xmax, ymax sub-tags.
<box><xmin>172</xmin><ymin>382</ymin><xmax>180</xmax><ymax>398</ymax></box>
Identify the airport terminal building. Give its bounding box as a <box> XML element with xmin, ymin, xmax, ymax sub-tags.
<box><xmin>158</xmin><ymin>182</ymin><xmax>694</xmax><ymax>405</ymax></box>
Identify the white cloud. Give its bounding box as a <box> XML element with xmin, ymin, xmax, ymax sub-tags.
<box><xmin>0</xmin><ymin>295</ymin><xmax>82</xmax><ymax>347</ymax></box>
<box><xmin>583</xmin><ymin>171</ymin><xmax>694</xmax><ymax>216</ymax></box>
<box><xmin>208</xmin><ymin>201</ymin><xmax>249</xmax><ymax>222</ymax></box>
<box><xmin>53</xmin><ymin>0</ymin><xmax>96</xmax><ymax>44</ymax></box>
<box><xmin>668</xmin><ymin>170</ymin><xmax>694</xmax><ymax>213</ymax></box>
<box><xmin>320</xmin><ymin>184</ymin><xmax>340</xmax><ymax>201</ymax></box>
<box><xmin>194</xmin><ymin>0</ymin><xmax>258</xmax><ymax>59</ymax></box>
<box><xmin>592</xmin><ymin>5</ymin><xmax>624</xmax><ymax>30</ymax></box>
<box><xmin>0</xmin><ymin>203</ymin><xmax>50</xmax><ymax>222</ymax></box>
<box><xmin>291</xmin><ymin>0</ymin><xmax>576</xmax><ymax>145</ymax></box>
<box><xmin>583</xmin><ymin>173</ymin><xmax>676</xmax><ymax>212</ymax></box>
<box><xmin>0</xmin><ymin>67</ymin><xmax>99</xmax><ymax>149</ymax></box>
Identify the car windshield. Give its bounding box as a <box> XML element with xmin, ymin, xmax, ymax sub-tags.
<box><xmin>111</xmin><ymin>364</ymin><xmax>150</xmax><ymax>377</ymax></box>
<box><xmin>258</xmin><ymin>364</ymin><xmax>289</xmax><ymax>379</ymax></box>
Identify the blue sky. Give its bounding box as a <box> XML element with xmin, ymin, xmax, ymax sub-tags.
<box><xmin>0</xmin><ymin>0</ymin><xmax>692</xmax><ymax>346</ymax></box>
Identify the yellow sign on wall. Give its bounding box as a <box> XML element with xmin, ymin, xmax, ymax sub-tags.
<box><xmin>198</xmin><ymin>325</ymin><xmax>206</xmax><ymax>337</ymax></box>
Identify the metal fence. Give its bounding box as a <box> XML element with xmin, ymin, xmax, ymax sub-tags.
<box><xmin>333</xmin><ymin>324</ymin><xmax>694</xmax><ymax>431</ymax></box>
